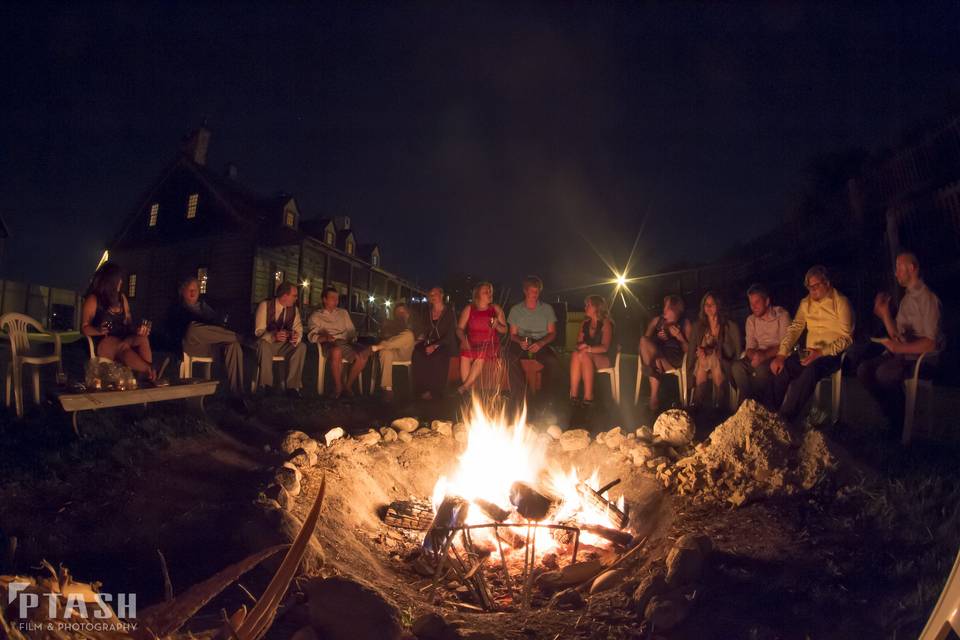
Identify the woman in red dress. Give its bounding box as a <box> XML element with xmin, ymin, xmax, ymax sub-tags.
<box><xmin>456</xmin><ymin>281</ymin><xmax>507</xmax><ymax>394</ymax></box>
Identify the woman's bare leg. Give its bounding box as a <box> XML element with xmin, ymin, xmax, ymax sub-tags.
<box><xmin>712</xmin><ymin>368</ymin><xmax>726</xmax><ymax>408</ymax></box>
<box><xmin>569</xmin><ymin>351</ymin><xmax>582</xmax><ymax>399</ymax></box>
<box><xmin>461</xmin><ymin>358</ymin><xmax>484</xmax><ymax>391</ymax></box>
<box><xmin>582</xmin><ymin>354</ymin><xmax>596</xmax><ymax>401</ymax></box>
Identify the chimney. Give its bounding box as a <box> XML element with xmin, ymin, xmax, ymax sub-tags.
<box><xmin>181</xmin><ymin>126</ymin><xmax>211</xmax><ymax>166</ymax></box>
<box><xmin>333</xmin><ymin>215</ymin><xmax>351</xmax><ymax>231</ymax></box>
<box><xmin>224</xmin><ymin>163</ymin><xmax>238</xmax><ymax>180</ymax></box>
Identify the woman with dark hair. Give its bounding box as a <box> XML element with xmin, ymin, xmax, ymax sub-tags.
<box><xmin>569</xmin><ymin>295</ymin><xmax>614</xmax><ymax>407</ymax></box>
<box><xmin>80</xmin><ymin>262</ymin><xmax>156</xmax><ymax>380</ymax></box>
<box><xmin>686</xmin><ymin>291</ymin><xmax>741</xmax><ymax>407</ymax></box>
<box><xmin>639</xmin><ymin>295</ymin><xmax>691</xmax><ymax>412</ymax></box>
<box><xmin>455</xmin><ymin>281</ymin><xmax>507</xmax><ymax>394</ymax></box>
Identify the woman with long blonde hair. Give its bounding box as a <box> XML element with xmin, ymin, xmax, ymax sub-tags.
<box><xmin>455</xmin><ymin>281</ymin><xmax>507</xmax><ymax>394</ymax></box>
<box><xmin>569</xmin><ymin>295</ymin><xmax>614</xmax><ymax>407</ymax></box>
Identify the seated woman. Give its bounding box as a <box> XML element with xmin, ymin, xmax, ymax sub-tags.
<box><xmin>412</xmin><ymin>286</ymin><xmax>457</xmax><ymax>400</ymax></box>
<box><xmin>456</xmin><ymin>282</ymin><xmax>507</xmax><ymax>395</ymax></box>
<box><xmin>569</xmin><ymin>295</ymin><xmax>614</xmax><ymax>407</ymax></box>
<box><xmin>81</xmin><ymin>262</ymin><xmax>155</xmax><ymax>381</ymax></box>
<box><xmin>639</xmin><ymin>295</ymin><xmax>691</xmax><ymax>412</ymax></box>
<box><xmin>686</xmin><ymin>291</ymin><xmax>741</xmax><ymax>408</ymax></box>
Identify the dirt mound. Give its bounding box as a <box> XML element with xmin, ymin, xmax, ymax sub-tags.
<box><xmin>663</xmin><ymin>400</ymin><xmax>839</xmax><ymax>506</ymax></box>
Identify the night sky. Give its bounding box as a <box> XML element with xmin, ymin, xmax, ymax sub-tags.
<box><xmin>2</xmin><ymin>2</ymin><xmax>959</xmax><ymax>296</ymax></box>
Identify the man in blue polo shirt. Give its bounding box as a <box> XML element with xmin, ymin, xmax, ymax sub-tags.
<box><xmin>507</xmin><ymin>275</ymin><xmax>559</xmax><ymax>405</ymax></box>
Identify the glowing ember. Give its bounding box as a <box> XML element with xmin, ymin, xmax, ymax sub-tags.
<box><xmin>431</xmin><ymin>397</ymin><xmax>630</xmax><ymax>556</ymax></box>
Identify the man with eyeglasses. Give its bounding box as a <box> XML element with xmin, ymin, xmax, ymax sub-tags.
<box><xmin>770</xmin><ymin>265</ymin><xmax>853</xmax><ymax>422</ymax></box>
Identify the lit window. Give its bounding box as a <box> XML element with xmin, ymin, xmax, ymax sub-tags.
<box><xmin>186</xmin><ymin>193</ymin><xmax>199</xmax><ymax>219</ymax></box>
<box><xmin>372</xmin><ymin>254</ymin><xmax>379</xmax><ymax>267</ymax></box>
<box><xmin>346</xmin><ymin>240</ymin><xmax>354</xmax><ymax>255</ymax></box>
<box><xmin>128</xmin><ymin>274</ymin><xmax>137</xmax><ymax>298</ymax></box>
<box><xmin>325</xmin><ymin>230</ymin><xmax>334</xmax><ymax>245</ymax></box>
<box><xmin>148</xmin><ymin>203</ymin><xmax>159</xmax><ymax>227</ymax></box>
<box><xmin>284</xmin><ymin>209</ymin><xmax>295</xmax><ymax>227</ymax></box>
<box><xmin>197</xmin><ymin>267</ymin><xmax>208</xmax><ymax>294</ymax></box>
<box><xmin>274</xmin><ymin>270</ymin><xmax>284</xmax><ymax>284</ymax></box>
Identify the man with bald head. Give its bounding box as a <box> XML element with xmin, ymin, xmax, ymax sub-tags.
<box><xmin>857</xmin><ymin>250</ymin><xmax>944</xmax><ymax>432</ymax></box>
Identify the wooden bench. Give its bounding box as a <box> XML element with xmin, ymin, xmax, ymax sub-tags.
<box><xmin>58</xmin><ymin>380</ymin><xmax>219</xmax><ymax>436</ymax></box>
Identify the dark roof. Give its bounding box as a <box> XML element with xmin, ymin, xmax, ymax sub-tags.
<box><xmin>300</xmin><ymin>217</ymin><xmax>335</xmax><ymax>238</ymax></box>
<box><xmin>357</xmin><ymin>243</ymin><xmax>379</xmax><ymax>258</ymax></box>
<box><xmin>336</xmin><ymin>229</ymin><xmax>355</xmax><ymax>247</ymax></box>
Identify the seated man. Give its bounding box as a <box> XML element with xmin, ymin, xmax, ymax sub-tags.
<box><xmin>731</xmin><ymin>284</ymin><xmax>790</xmax><ymax>410</ymax></box>
<box><xmin>253</xmin><ymin>282</ymin><xmax>306</xmax><ymax>396</ymax></box>
<box><xmin>307</xmin><ymin>287</ymin><xmax>370</xmax><ymax>398</ymax></box>
<box><xmin>371</xmin><ymin>301</ymin><xmax>415</xmax><ymax>401</ymax></box>
<box><xmin>639</xmin><ymin>295</ymin><xmax>691</xmax><ymax>412</ymax></box>
<box><xmin>857</xmin><ymin>250</ymin><xmax>943</xmax><ymax>432</ymax></box>
<box><xmin>770</xmin><ymin>265</ymin><xmax>853</xmax><ymax>422</ymax></box>
<box><xmin>506</xmin><ymin>276</ymin><xmax>558</xmax><ymax>404</ymax></box>
<box><xmin>167</xmin><ymin>276</ymin><xmax>244</xmax><ymax>395</ymax></box>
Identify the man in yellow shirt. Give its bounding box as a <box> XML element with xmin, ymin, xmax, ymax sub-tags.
<box><xmin>770</xmin><ymin>265</ymin><xmax>853</xmax><ymax>421</ymax></box>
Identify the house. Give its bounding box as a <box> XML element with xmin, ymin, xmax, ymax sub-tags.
<box><xmin>106</xmin><ymin>126</ymin><xmax>423</xmax><ymax>336</ymax></box>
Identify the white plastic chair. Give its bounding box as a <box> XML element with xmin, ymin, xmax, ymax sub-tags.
<box><xmin>597</xmin><ymin>348</ymin><xmax>622</xmax><ymax>405</ymax></box>
<box><xmin>315</xmin><ymin>343</ymin><xmax>364</xmax><ymax>395</ymax></box>
<box><xmin>814</xmin><ymin>351</ymin><xmax>847</xmax><ymax>425</ymax></box>
<box><xmin>901</xmin><ymin>351</ymin><xmax>937</xmax><ymax>445</ymax></box>
<box><xmin>369</xmin><ymin>358</ymin><xmax>413</xmax><ymax>396</ymax></box>
<box><xmin>2</xmin><ymin>313</ymin><xmax>63</xmax><ymax>418</ymax></box>
<box><xmin>635</xmin><ymin>351</ymin><xmax>688</xmax><ymax>408</ymax></box>
<box><xmin>180</xmin><ymin>352</ymin><xmax>214</xmax><ymax>380</ymax></box>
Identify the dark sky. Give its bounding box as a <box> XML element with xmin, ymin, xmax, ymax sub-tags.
<box><xmin>2</xmin><ymin>1</ymin><xmax>959</xmax><ymax>295</ymax></box>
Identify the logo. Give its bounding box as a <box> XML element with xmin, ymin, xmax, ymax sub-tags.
<box><xmin>5</xmin><ymin>581</ymin><xmax>138</xmax><ymax>633</ymax></box>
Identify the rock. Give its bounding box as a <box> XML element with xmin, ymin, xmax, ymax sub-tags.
<box><xmin>357</xmin><ymin>429</ymin><xmax>382</xmax><ymax>446</ymax></box>
<box><xmin>453</xmin><ymin>423</ymin><xmax>468</xmax><ymax>443</ymax></box>
<box><xmin>431</xmin><ymin>420</ymin><xmax>453</xmax><ymax>437</ymax></box>
<box><xmin>603</xmin><ymin>427</ymin><xmax>624</xmax><ymax>450</ymax></box>
<box><xmin>288</xmin><ymin>447</ymin><xmax>318</xmax><ymax>468</ymax></box>
<box><xmin>292</xmin><ymin>627</ymin><xmax>320</xmax><ymax>640</ymax></box>
<box><xmin>589</xmin><ymin>568</ymin><xmax>628</xmax><ymax>594</ymax></box>
<box><xmin>676</xmin><ymin>533</ymin><xmax>713</xmax><ymax>555</ymax></box>
<box><xmin>306</xmin><ymin>576</ymin><xmax>402</xmax><ymax>640</ymax></box>
<box><xmin>653</xmin><ymin>410</ymin><xmax>695</xmax><ymax>446</ymax></box>
<box><xmin>630</xmin><ymin>445</ymin><xmax>654</xmax><ymax>466</ymax></box>
<box><xmin>411</xmin><ymin>612</ymin><xmax>449</xmax><ymax>639</ymax></box>
<box><xmin>264</xmin><ymin>484</ymin><xmax>291</xmax><ymax>510</ymax></box>
<box><xmin>636</xmin><ymin>426</ymin><xmax>654</xmax><ymax>442</ymax></box>
<box><xmin>644</xmin><ymin>596</ymin><xmax>690</xmax><ymax>630</ymax></box>
<box><xmin>238</xmin><ymin>506</ymin><xmax>325</xmax><ymax>575</ymax></box>
<box><xmin>546</xmin><ymin>425</ymin><xmax>563</xmax><ymax>440</ymax></box>
<box><xmin>391</xmin><ymin>417</ymin><xmax>420</xmax><ymax>433</ymax></box>
<box><xmin>559</xmin><ymin>429</ymin><xmax>591</xmax><ymax>452</ymax></box>
<box><xmin>415</xmin><ymin>427</ymin><xmax>432</xmax><ymax>436</ymax></box>
<box><xmin>537</xmin><ymin>433</ymin><xmax>554</xmax><ymax>448</ymax></box>
<box><xmin>324</xmin><ymin>427</ymin><xmax>346</xmax><ymax>446</ymax></box>
<box><xmin>541</xmin><ymin>553</ymin><xmax>559</xmax><ymax>570</ymax></box>
<box><xmin>595</xmin><ymin>432</ymin><xmax>605</xmax><ymax>445</ymax></box>
<box><xmin>536</xmin><ymin>559</ymin><xmax>603</xmax><ymax>589</ymax></box>
<box><xmin>281</xmin><ymin>430</ymin><xmax>312</xmax><ymax>455</ymax></box>
<box><xmin>380</xmin><ymin>427</ymin><xmax>398</xmax><ymax>443</ymax></box>
<box><xmin>549</xmin><ymin>588</ymin><xmax>586</xmax><ymax>610</ymax></box>
<box><xmin>398</xmin><ymin>431</ymin><xmax>413</xmax><ymax>443</ymax></box>
<box><xmin>275</xmin><ymin>464</ymin><xmax>302</xmax><ymax>496</ymax></box>
<box><xmin>666</xmin><ymin>545</ymin><xmax>703</xmax><ymax>587</ymax></box>
<box><xmin>632</xmin><ymin>572</ymin><xmax>667</xmax><ymax>613</ymax></box>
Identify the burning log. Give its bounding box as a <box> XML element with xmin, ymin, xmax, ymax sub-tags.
<box><xmin>474</xmin><ymin>498</ymin><xmax>511</xmax><ymax>522</ymax></box>
<box><xmin>578</xmin><ymin>524</ymin><xmax>634</xmax><ymax>547</ymax></box>
<box><xmin>509</xmin><ymin>481</ymin><xmax>556</xmax><ymax>521</ymax></box>
<box><xmin>383</xmin><ymin>499</ymin><xmax>435</xmax><ymax>530</ymax></box>
<box><xmin>576</xmin><ymin>481</ymin><xmax>628</xmax><ymax>530</ymax></box>
<box><xmin>422</xmin><ymin>496</ymin><xmax>469</xmax><ymax>556</ymax></box>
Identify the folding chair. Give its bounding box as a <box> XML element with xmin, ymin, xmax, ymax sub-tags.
<box><xmin>2</xmin><ymin>313</ymin><xmax>63</xmax><ymax>417</ymax></box>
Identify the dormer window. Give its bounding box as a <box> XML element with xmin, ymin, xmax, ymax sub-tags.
<box><xmin>186</xmin><ymin>193</ymin><xmax>199</xmax><ymax>219</ymax></box>
<box><xmin>127</xmin><ymin>274</ymin><xmax>138</xmax><ymax>298</ymax></box>
<box><xmin>325</xmin><ymin>230</ymin><xmax>335</xmax><ymax>245</ymax></box>
<box><xmin>345</xmin><ymin>239</ymin><xmax>354</xmax><ymax>255</ymax></box>
<box><xmin>284</xmin><ymin>209</ymin><xmax>296</xmax><ymax>228</ymax></box>
<box><xmin>148</xmin><ymin>203</ymin><xmax>159</xmax><ymax>227</ymax></box>
<box><xmin>372</xmin><ymin>253</ymin><xmax>380</xmax><ymax>267</ymax></box>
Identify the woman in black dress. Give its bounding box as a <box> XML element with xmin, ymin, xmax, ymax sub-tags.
<box><xmin>569</xmin><ymin>295</ymin><xmax>615</xmax><ymax>407</ymax></box>
<box><xmin>80</xmin><ymin>262</ymin><xmax>156</xmax><ymax>380</ymax></box>
<box><xmin>639</xmin><ymin>294</ymin><xmax>691</xmax><ymax>412</ymax></box>
<box><xmin>412</xmin><ymin>286</ymin><xmax>457</xmax><ymax>399</ymax></box>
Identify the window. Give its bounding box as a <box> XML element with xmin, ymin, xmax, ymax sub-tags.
<box><xmin>325</xmin><ymin>230</ymin><xmax>335</xmax><ymax>245</ymax></box>
<box><xmin>148</xmin><ymin>203</ymin><xmax>159</xmax><ymax>227</ymax></box>
<box><xmin>186</xmin><ymin>193</ymin><xmax>199</xmax><ymax>219</ymax></box>
<box><xmin>284</xmin><ymin>209</ymin><xmax>296</xmax><ymax>227</ymax></box>
<box><xmin>127</xmin><ymin>274</ymin><xmax>137</xmax><ymax>298</ymax></box>
<box><xmin>345</xmin><ymin>239</ymin><xmax>354</xmax><ymax>255</ymax></box>
<box><xmin>371</xmin><ymin>253</ymin><xmax>380</xmax><ymax>267</ymax></box>
<box><xmin>197</xmin><ymin>267</ymin><xmax>208</xmax><ymax>294</ymax></box>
